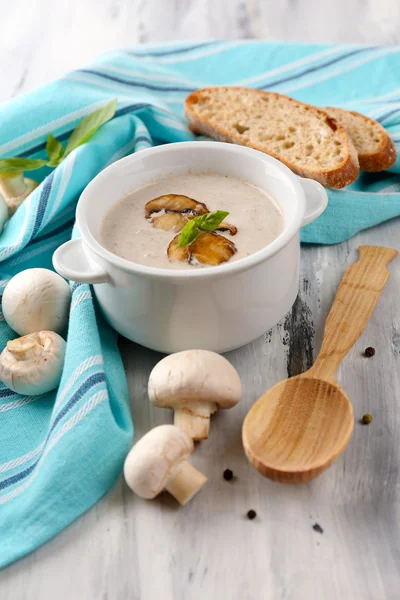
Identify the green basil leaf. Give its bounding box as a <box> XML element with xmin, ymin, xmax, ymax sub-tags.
<box><xmin>178</xmin><ymin>219</ymin><xmax>199</xmax><ymax>247</ymax></box>
<box><xmin>0</xmin><ymin>158</ymin><xmax>48</xmax><ymax>177</ymax></box>
<box><xmin>196</xmin><ymin>210</ymin><xmax>229</xmax><ymax>232</ymax></box>
<box><xmin>46</xmin><ymin>134</ymin><xmax>64</xmax><ymax>166</ymax></box>
<box><xmin>64</xmin><ymin>98</ymin><xmax>117</xmax><ymax>157</ymax></box>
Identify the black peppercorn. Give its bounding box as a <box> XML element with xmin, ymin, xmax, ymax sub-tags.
<box><xmin>312</xmin><ymin>523</ymin><xmax>323</xmax><ymax>534</ymax></box>
<box><xmin>247</xmin><ymin>509</ymin><xmax>257</xmax><ymax>520</ymax></box>
<box><xmin>223</xmin><ymin>469</ymin><xmax>233</xmax><ymax>481</ymax></box>
<box><xmin>361</xmin><ymin>413</ymin><xmax>373</xmax><ymax>425</ymax></box>
<box><xmin>364</xmin><ymin>347</ymin><xmax>375</xmax><ymax>357</ymax></box>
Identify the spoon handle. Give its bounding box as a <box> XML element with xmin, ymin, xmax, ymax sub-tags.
<box><xmin>308</xmin><ymin>245</ymin><xmax>397</xmax><ymax>382</ymax></box>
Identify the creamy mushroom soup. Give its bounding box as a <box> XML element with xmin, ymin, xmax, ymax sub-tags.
<box><xmin>100</xmin><ymin>172</ymin><xmax>283</xmax><ymax>270</ymax></box>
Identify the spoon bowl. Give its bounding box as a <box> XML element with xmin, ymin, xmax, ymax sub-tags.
<box><xmin>243</xmin><ymin>376</ymin><xmax>353</xmax><ymax>483</ymax></box>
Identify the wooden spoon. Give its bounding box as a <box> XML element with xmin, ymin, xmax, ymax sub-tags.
<box><xmin>242</xmin><ymin>246</ymin><xmax>397</xmax><ymax>484</ymax></box>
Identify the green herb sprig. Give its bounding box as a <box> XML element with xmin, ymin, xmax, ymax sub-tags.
<box><xmin>178</xmin><ymin>210</ymin><xmax>229</xmax><ymax>247</ymax></box>
<box><xmin>0</xmin><ymin>98</ymin><xmax>117</xmax><ymax>178</ymax></box>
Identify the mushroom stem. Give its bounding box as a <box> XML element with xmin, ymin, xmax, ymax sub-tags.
<box><xmin>7</xmin><ymin>336</ymin><xmax>44</xmax><ymax>359</ymax></box>
<box><xmin>165</xmin><ymin>461</ymin><xmax>207</xmax><ymax>505</ymax></box>
<box><xmin>174</xmin><ymin>404</ymin><xmax>215</xmax><ymax>440</ymax></box>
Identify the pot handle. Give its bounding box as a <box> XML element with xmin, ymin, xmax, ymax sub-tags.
<box><xmin>298</xmin><ymin>177</ymin><xmax>328</xmax><ymax>227</ymax></box>
<box><xmin>53</xmin><ymin>239</ymin><xmax>109</xmax><ymax>284</ymax></box>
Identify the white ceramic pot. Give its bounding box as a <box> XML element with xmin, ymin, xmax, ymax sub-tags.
<box><xmin>53</xmin><ymin>142</ymin><xmax>327</xmax><ymax>354</ymax></box>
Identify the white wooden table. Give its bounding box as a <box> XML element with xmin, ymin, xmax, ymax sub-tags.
<box><xmin>1</xmin><ymin>1</ymin><xmax>400</xmax><ymax>598</ymax></box>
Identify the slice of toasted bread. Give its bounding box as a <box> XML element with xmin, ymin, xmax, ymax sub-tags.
<box><xmin>323</xmin><ymin>107</ymin><xmax>397</xmax><ymax>172</ymax></box>
<box><xmin>184</xmin><ymin>87</ymin><xmax>359</xmax><ymax>189</ymax></box>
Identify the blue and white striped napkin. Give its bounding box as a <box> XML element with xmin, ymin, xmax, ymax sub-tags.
<box><xmin>1</xmin><ymin>40</ymin><xmax>400</xmax><ymax>568</ymax></box>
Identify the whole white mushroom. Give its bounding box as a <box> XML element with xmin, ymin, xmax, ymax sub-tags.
<box><xmin>0</xmin><ymin>331</ymin><xmax>66</xmax><ymax>395</ymax></box>
<box><xmin>124</xmin><ymin>425</ymin><xmax>207</xmax><ymax>505</ymax></box>
<box><xmin>0</xmin><ymin>176</ymin><xmax>38</xmax><ymax>216</ymax></box>
<box><xmin>2</xmin><ymin>268</ymin><xmax>71</xmax><ymax>336</ymax></box>
<box><xmin>148</xmin><ymin>350</ymin><xmax>242</xmax><ymax>440</ymax></box>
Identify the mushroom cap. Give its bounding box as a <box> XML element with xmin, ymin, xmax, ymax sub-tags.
<box><xmin>2</xmin><ymin>268</ymin><xmax>71</xmax><ymax>336</ymax></box>
<box><xmin>148</xmin><ymin>349</ymin><xmax>242</xmax><ymax>410</ymax></box>
<box><xmin>123</xmin><ymin>425</ymin><xmax>194</xmax><ymax>499</ymax></box>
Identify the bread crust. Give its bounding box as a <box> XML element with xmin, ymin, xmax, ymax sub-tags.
<box><xmin>324</xmin><ymin>107</ymin><xmax>397</xmax><ymax>172</ymax></box>
<box><xmin>185</xmin><ymin>88</ymin><xmax>360</xmax><ymax>189</ymax></box>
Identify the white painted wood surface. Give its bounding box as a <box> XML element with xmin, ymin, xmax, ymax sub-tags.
<box><xmin>1</xmin><ymin>1</ymin><xmax>400</xmax><ymax>598</ymax></box>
